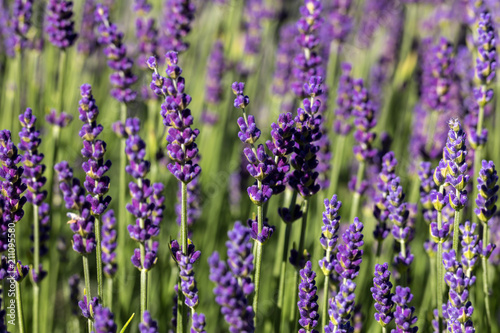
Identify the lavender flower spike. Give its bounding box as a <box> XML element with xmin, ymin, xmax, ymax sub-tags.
<box><xmin>325</xmin><ymin>279</ymin><xmax>356</xmax><ymax>333</ymax></box>
<box><xmin>101</xmin><ymin>209</ymin><xmax>117</xmax><ymax>278</ymax></box>
<box><xmin>170</xmin><ymin>240</ymin><xmax>201</xmax><ymax>309</ymax></box>
<box><xmin>392</xmin><ymin>286</ymin><xmax>418</xmax><ymax>333</ymax></box>
<box><xmin>298</xmin><ymin>261</ymin><xmax>319</xmax><ymax>333</ymax></box>
<box><xmin>159</xmin><ymin>0</ymin><xmax>195</xmax><ymax>53</ymax></box>
<box><xmin>139</xmin><ymin>310</ymin><xmax>159</xmax><ymax>333</ymax></box>
<box><xmin>46</xmin><ymin>0</ymin><xmax>78</xmax><ymax>49</ymax></box>
<box><xmin>191</xmin><ymin>312</ymin><xmax>206</xmax><ymax>333</ymax></box>
<box><xmin>319</xmin><ymin>195</ymin><xmax>341</xmax><ymax>276</ymax></box>
<box><xmin>371</xmin><ymin>263</ymin><xmax>394</xmax><ymax>328</ymax></box>
<box><xmin>335</xmin><ymin>218</ymin><xmax>364</xmax><ymax>281</ymax></box>
<box><xmin>10</xmin><ymin>0</ymin><xmax>34</xmax><ymax>51</ymax></box>
<box><xmin>92</xmin><ymin>305</ymin><xmax>117</xmax><ymax>333</ymax></box>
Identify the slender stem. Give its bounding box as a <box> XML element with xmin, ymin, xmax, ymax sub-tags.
<box><xmin>178</xmin><ymin>181</ymin><xmax>188</xmax><ymax>333</ymax></box>
<box><xmin>15</xmin><ymin>50</ymin><xmax>23</xmax><ymax>132</ymax></box>
<box><xmin>321</xmin><ymin>269</ymin><xmax>330</xmax><ymax>329</ymax></box>
<box><xmin>253</xmin><ymin>202</ymin><xmax>264</xmax><ymax>328</ymax></box>
<box><xmin>383</xmin><ymin>327</ymin><xmax>387</xmax><ymax>333</ymax></box>
<box><xmin>350</xmin><ymin>162</ymin><xmax>366</xmax><ymax>222</ymax></box>
<box><xmin>106</xmin><ymin>277</ymin><xmax>113</xmax><ymax>311</ymax></box>
<box><xmin>375</xmin><ymin>240</ymin><xmax>383</xmax><ymax>260</ymax></box>
<box><xmin>329</xmin><ymin>135</ymin><xmax>346</xmax><ymax>197</ymax></box>
<box><xmin>482</xmin><ymin>222</ymin><xmax>492</xmax><ymax>330</ymax></box>
<box><xmin>140</xmin><ymin>262</ymin><xmax>147</xmax><ymax>320</ymax></box>
<box><xmin>452</xmin><ymin>209</ymin><xmax>461</xmax><ymax>254</ymax></box>
<box><xmin>118</xmin><ymin>103</ymin><xmax>128</xmax><ymax>311</ymax></box>
<box><xmin>436</xmin><ymin>185</ymin><xmax>444</xmax><ymax>330</ymax></box>
<box><xmin>95</xmin><ymin>216</ymin><xmax>103</xmax><ymax>302</ymax></box>
<box><xmin>33</xmin><ymin>205</ymin><xmax>40</xmax><ymax>333</ymax></box>
<box><xmin>16</xmin><ymin>282</ymin><xmax>25</xmax><ymax>333</ymax></box>
<box><xmin>277</xmin><ymin>223</ymin><xmax>292</xmax><ymax>331</ymax></box>
<box><xmin>82</xmin><ymin>255</ymin><xmax>92</xmax><ymax>332</ymax></box>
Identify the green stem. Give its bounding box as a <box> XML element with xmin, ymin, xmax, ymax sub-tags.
<box><xmin>436</xmin><ymin>186</ymin><xmax>444</xmax><ymax>330</ymax></box>
<box><xmin>33</xmin><ymin>204</ymin><xmax>40</xmax><ymax>333</ymax></box>
<box><xmin>106</xmin><ymin>277</ymin><xmax>113</xmax><ymax>311</ymax></box>
<box><xmin>482</xmin><ymin>222</ymin><xmax>492</xmax><ymax>330</ymax></box>
<box><xmin>82</xmin><ymin>255</ymin><xmax>92</xmax><ymax>332</ymax></box>
<box><xmin>16</xmin><ymin>282</ymin><xmax>25</xmax><ymax>333</ymax></box>
<box><xmin>329</xmin><ymin>135</ymin><xmax>346</xmax><ymax>197</ymax></box>
<box><xmin>178</xmin><ymin>181</ymin><xmax>188</xmax><ymax>333</ymax></box>
<box><xmin>383</xmin><ymin>327</ymin><xmax>387</xmax><ymax>333</ymax></box>
<box><xmin>95</xmin><ymin>215</ymin><xmax>103</xmax><ymax>302</ymax></box>
<box><xmin>57</xmin><ymin>50</ymin><xmax>67</xmax><ymax>114</ymax></box>
<box><xmin>321</xmin><ymin>270</ymin><xmax>330</xmax><ymax>329</ymax></box>
<box><xmin>350</xmin><ymin>162</ymin><xmax>366</xmax><ymax>222</ymax></box>
<box><xmin>452</xmin><ymin>208</ymin><xmax>461</xmax><ymax>254</ymax></box>
<box><xmin>253</xmin><ymin>202</ymin><xmax>264</xmax><ymax>328</ymax></box>
<box><xmin>140</xmin><ymin>260</ymin><xmax>147</xmax><ymax>320</ymax></box>
<box><xmin>15</xmin><ymin>50</ymin><xmax>23</xmax><ymax>133</ymax></box>
<box><xmin>118</xmin><ymin>103</ymin><xmax>128</xmax><ymax>312</ymax></box>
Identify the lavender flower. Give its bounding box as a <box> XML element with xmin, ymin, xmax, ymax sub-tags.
<box><xmin>373</xmin><ymin>152</ymin><xmax>397</xmax><ymax>246</ymax></box>
<box><xmin>371</xmin><ymin>263</ymin><xmax>394</xmax><ymax>327</ymax></box>
<box><xmin>101</xmin><ymin>209</ymin><xmax>117</xmax><ymax>277</ymax></box>
<box><xmin>95</xmin><ymin>4</ymin><xmax>138</xmax><ymax>103</ymax></box>
<box><xmin>476</xmin><ymin>160</ymin><xmax>499</xmax><ymax>223</ymax></box>
<box><xmin>460</xmin><ymin>221</ymin><xmax>479</xmax><ymax>277</ymax></box>
<box><xmin>148</xmin><ymin>52</ymin><xmax>201</xmax><ymax>184</ymax></box>
<box><xmin>335</xmin><ymin>218</ymin><xmax>364</xmax><ymax>280</ymax></box>
<box><xmin>352</xmin><ymin>78</ymin><xmax>377</xmax><ymax>162</ymax></box>
<box><xmin>392</xmin><ymin>286</ymin><xmax>418</xmax><ymax>333</ymax></box>
<box><xmin>10</xmin><ymin>0</ymin><xmax>34</xmax><ymax>51</ymax></box>
<box><xmin>45</xmin><ymin>109</ymin><xmax>73</xmax><ymax>128</ymax></box>
<box><xmin>78</xmin><ymin>0</ymin><xmax>98</xmax><ymax>55</ymax></box>
<box><xmin>135</xmin><ymin>2</ymin><xmax>158</xmax><ymax>70</ymax></box>
<box><xmin>191</xmin><ymin>312</ymin><xmax>206</xmax><ymax>333</ymax></box>
<box><xmin>171</xmin><ymin>240</ymin><xmax>201</xmax><ymax>309</ymax></box>
<box><xmin>208</xmin><ymin>252</ymin><xmax>255</xmax><ymax>332</ymax></box>
<box><xmin>159</xmin><ymin>0</ymin><xmax>195</xmax><ymax>53</ymax></box>
<box><xmin>325</xmin><ymin>279</ymin><xmax>356</xmax><ymax>333</ymax></box>
<box><xmin>69</xmin><ymin>274</ymin><xmax>81</xmax><ymax>315</ymax></box>
<box><xmin>418</xmin><ymin>162</ymin><xmax>437</xmax><ymax>225</ymax></box>
<box><xmin>272</xmin><ymin>24</ymin><xmax>297</xmax><ymax>96</ymax></box>
<box><xmin>46</xmin><ymin>0</ymin><xmax>78</xmax><ymax>49</ymax></box>
<box><xmin>334</xmin><ymin>63</ymin><xmax>354</xmax><ymax>135</ymax></box>
<box><xmin>242</xmin><ymin>0</ymin><xmax>271</xmax><ymax>56</ymax></box>
<box><xmin>93</xmin><ymin>305</ymin><xmax>117</xmax><ymax>333</ymax></box>
<box><xmin>324</xmin><ymin>0</ymin><xmax>353</xmax><ymax>44</ymax></box>
<box><xmin>55</xmin><ymin>161</ymin><xmax>96</xmax><ymax>254</ymax></box>
<box><xmin>79</xmin><ymin>84</ymin><xmax>112</xmax><ymax>216</ymax></box>
<box><xmin>139</xmin><ymin>310</ymin><xmax>159</xmax><ymax>333</ymax></box>
<box><xmin>298</xmin><ymin>261</ymin><xmax>319</xmax><ymax>333</ymax></box>
<box><xmin>319</xmin><ymin>195</ymin><xmax>341</xmax><ymax>276</ymax></box>
<box><xmin>11</xmin><ymin>261</ymin><xmax>29</xmax><ymax>282</ymax></box>
<box><xmin>203</xmin><ymin>40</ymin><xmax>225</xmax><ymax>124</ymax></box>
<box><xmin>226</xmin><ymin>222</ymin><xmax>254</xmax><ymax>283</ymax></box>
<box><xmin>79</xmin><ymin>293</ymin><xmax>99</xmax><ymax>319</ymax></box>
<box><xmin>291</xmin><ymin>0</ymin><xmax>324</xmax><ymax>98</ymax></box>
<box><xmin>442</xmin><ymin>250</ymin><xmax>475</xmax><ymax>331</ymax></box>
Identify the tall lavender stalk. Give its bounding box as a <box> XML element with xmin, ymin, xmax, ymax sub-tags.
<box><xmin>148</xmin><ymin>52</ymin><xmax>201</xmax><ymax>332</ymax></box>
<box><xmin>371</xmin><ymin>263</ymin><xmax>394</xmax><ymax>333</ymax></box>
<box><xmin>18</xmin><ymin>108</ymin><xmax>50</xmax><ymax>333</ymax></box>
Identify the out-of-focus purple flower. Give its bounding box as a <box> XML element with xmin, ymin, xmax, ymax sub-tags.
<box><xmin>55</xmin><ymin>161</ymin><xmax>96</xmax><ymax>255</ymax></box>
<box><xmin>93</xmin><ymin>305</ymin><xmax>117</xmax><ymax>333</ymax></box>
<box><xmin>298</xmin><ymin>261</ymin><xmax>319</xmax><ymax>333</ymax></box>
<box><xmin>79</xmin><ymin>293</ymin><xmax>99</xmax><ymax>319</ymax></box>
<box><xmin>170</xmin><ymin>240</ymin><xmax>201</xmax><ymax>309</ymax></box>
<box><xmin>459</xmin><ymin>220</ymin><xmax>479</xmax><ymax>276</ymax></box>
<box><xmin>442</xmin><ymin>250</ymin><xmax>475</xmax><ymax>331</ymax></box>
<box><xmin>95</xmin><ymin>4</ymin><xmax>137</xmax><ymax>103</ymax></box>
<box><xmin>324</xmin><ymin>0</ymin><xmax>353</xmax><ymax>44</ymax></box>
<box><xmin>159</xmin><ymin>0</ymin><xmax>195</xmax><ymax>53</ymax></box>
<box><xmin>101</xmin><ymin>209</ymin><xmax>117</xmax><ymax>277</ymax></box>
<box><xmin>291</xmin><ymin>0</ymin><xmax>325</xmax><ymax>98</ymax></box>
<box><xmin>357</xmin><ymin>0</ymin><xmax>397</xmax><ymax>48</ymax></box>
<box><xmin>325</xmin><ymin>279</ymin><xmax>356</xmax><ymax>333</ymax></box>
<box><xmin>228</xmin><ymin>152</ymin><xmax>250</xmax><ymax>213</ymax></box>
<box><xmin>135</xmin><ymin>1</ymin><xmax>158</xmax><ymax>71</ymax></box>
<box><xmin>204</xmin><ymin>40</ymin><xmax>225</xmax><ymax>120</ymax></box>
<box><xmin>334</xmin><ymin>63</ymin><xmax>354</xmax><ymax>136</ymax></box>
<box><xmin>139</xmin><ymin>310</ymin><xmax>159</xmax><ymax>333</ymax></box>
<box><xmin>226</xmin><ymin>222</ymin><xmax>254</xmax><ymax>283</ymax></box>
<box><xmin>272</xmin><ymin>24</ymin><xmax>297</xmax><ymax>96</ymax></box>
<box><xmin>191</xmin><ymin>312</ymin><xmax>206</xmax><ymax>333</ymax></box>
<box><xmin>335</xmin><ymin>218</ymin><xmax>364</xmax><ymax>280</ymax></box>
<box><xmin>45</xmin><ymin>109</ymin><xmax>73</xmax><ymax>128</ymax></box>
<box><xmin>242</xmin><ymin>0</ymin><xmax>272</xmax><ymax>56</ymax></box>
<box><xmin>373</xmin><ymin>152</ymin><xmax>397</xmax><ymax>245</ymax></box>
<box><xmin>488</xmin><ymin>214</ymin><xmax>500</xmax><ymax>265</ymax></box>
<box><xmin>392</xmin><ymin>285</ymin><xmax>418</xmax><ymax>333</ymax></box>
<box><xmin>148</xmin><ymin>52</ymin><xmax>201</xmax><ymax>184</ymax></box>
<box><xmin>0</xmin><ymin>129</ymin><xmax>27</xmax><ymax>250</ymax></box>
<box><xmin>46</xmin><ymin>0</ymin><xmax>78</xmax><ymax>49</ymax></box>
<box><xmin>371</xmin><ymin>263</ymin><xmax>394</xmax><ymax>328</ymax></box>
<box><xmin>352</xmin><ymin>78</ymin><xmax>377</xmax><ymax>162</ymax></box>
<box><xmin>319</xmin><ymin>195</ymin><xmax>341</xmax><ymax>276</ymax></box>
<box><xmin>426</xmin><ymin>38</ymin><xmax>455</xmax><ymax>113</ymax></box>
<box><xmin>69</xmin><ymin>274</ymin><xmax>81</xmax><ymax>316</ymax></box>
<box><xmin>78</xmin><ymin>0</ymin><xmax>98</xmax><ymax>55</ymax></box>
<box><xmin>10</xmin><ymin>0</ymin><xmax>34</xmax><ymax>51</ymax></box>
<box><xmin>208</xmin><ymin>252</ymin><xmax>255</xmax><ymax>332</ymax></box>
<box><xmin>79</xmin><ymin>84</ymin><xmax>112</xmax><ymax>216</ymax></box>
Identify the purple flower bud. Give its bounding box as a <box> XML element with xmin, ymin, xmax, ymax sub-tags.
<box><xmin>78</xmin><ymin>0</ymin><xmax>98</xmax><ymax>55</ymax></box>
<box><xmin>93</xmin><ymin>305</ymin><xmax>117</xmax><ymax>333</ymax></box>
<box><xmin>11</xmin><ymin>261</ymin><xmax>29</xmax><ymax>282</ymax></box>
<box><xmin>10</xmin><ymin>0</ymin><xmax>34</xmax><ymax>51</ymax></box>
<box><xmin>45</xmin><ymin>109</ymin><xmax>73</xmax><ymax>128</ymax></box>
<box><xmin>335</xmin><ymin>218</ymin><xmax>364</xmax><ymax>280</ymax></box>
<box><xmin>102</xmin><ymin>209</ymin><xmax>117</xmax><ymax>277</ymax></box>
<box><xmin>191</xmin><ymin>312</ymin><xmax>206</xmax><ymax>333</ymax></box>
<box><xmin>158</xmin><ymin>0</ymin><xmax>195</xmax><ymax>54</ymax></box>
<box><xmin>170</xmin><ymin>240</ymin><xmax>200</xmax><ymax>308</ymax></box>
<box><xmin>46</xmin><ymin>0</ymin><xmax>78</xmax><ymax>49</ymax></box>
<box><xmin>371</xmin><ymin>263</ymin><xmax>394</xmax><ymax>327</ymax></box>
<box><xmin>319</xmin><ymin>195</ymin><xmax>341</xmax><ymax>275</ymax></box>
<box><xmin>326</xmin><ymin>279</ymin><xmax>356</xmax><ymax>333</ymax></box>
<box><xmin>139</xmin><ymin>310</ymin><xmax>159</xmax><ymax>333</ymax></box>
<box><xmin>298</xmin><ymin>261</ymin><xmax>319</xmax><ymax>333</ymax></box>
<box><xmin>475</xmin><ymin>160</ymin><xmax>498</xmax><ymax>222</ymax></box>
<box><xmin>79</xmin><ymin>294</ymin><xmax>99</xmax><ymax>319</ymax></box>
<box><xmin>392</xmin><ymin>286</ymin><xmax>418</xmax><ymax>333</ymax></box>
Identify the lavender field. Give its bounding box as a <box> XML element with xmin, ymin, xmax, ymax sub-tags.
<box><xmin>0</xmin><ymin>0</ymin><xmax>500</xmax><ymax>332</ymax></box>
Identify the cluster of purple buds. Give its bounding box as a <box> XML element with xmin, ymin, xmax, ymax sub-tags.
<box><xmin>55</xmin><ymin>161</ymin><xmax>96</xmax><ymax>254</ymax></box>
<box><xmin>318</xmin><ymin>195</ymin><xmax>341</xmax><ymax>276</ymax></box>
<box><xmin>95</xmin><ymin>4</ymin><xmax>138</xmax><ymax>103</ymax></box>
<box><xmin>476</xmin><ymin>160</ymin><xmax>498</xmax><ymax>260</ymax></box>
<box><xmin>171</xmin><ymin>240</ymin><xmax>201</xmax><ymax>309</ymax></box>
<box><xmin>288</xmin><ymin>77</ymin><xmax>323</xmax><ymax>197</ymax></box>
<box><xmin>101</xmin><ymin>209</ymin><xmax>117</xmax><ymax>277</ymax></box>
<box><xmin>291</xmin><ymin>0</ymin><xmax>324</xmax><ymax>98</ymax></box>
<box><xmin>160</xmin><ymin>0</ymin><xmax>195</xmax><ymax>53</ymax></box>
<box><xmin>425</xmin><ymin>37</ymin><xmax>455</xmax><ymax>113</ymax></box>
<box><xmin>335</xmin><ymin>218</ymin><xmax>364</xmax><ymax>281</ymax></box>
<box><xmin>191</xmin><ymin>312</ymin><xmax>206</xmax><ymax>333</ymax></box>
<box><xmin>388</xmin><ymin>177</ymin><xmax>415</xmax><ymax>274</ymax></box>
<box><xmin>242</xmin><ymin>0</ymin><xmax>271</xmax><ymax>56</ymax></box>
<box><xmin>45</xmin><ymin>109</ymin><xmax>73</xmax><ymax>128</ymax></box>
<box><xmin>325</xmin><ymin>0</ymin><xmax>353</xmax><ymax>44</ymax></box>
<box><xmin>79</xmin><ymin>84</ymin><xmax>112</xmax><ymax>216</ymax></box>
<box><xmin>79</xmin><ymin>292</ymin><xmax>99</xmax><ymax>320</ymax></box>
<box><xmin>373</xmin><ymin>152</ymin><xmax>398</xmax><ymax>245</ymax></box>
<box><xmin>272</xmin><ymin>24</ymin><xmax>296</xmax><ymax>97</ymax></box>
<box><xmin>434</xmin><ymin>119</ymin><xmax>469</xmax><ymax>211</ymax></box>
<box><xmin>46</xmin><ymin>0</ymin><xmax>78</xmax><ymax>49</ymax></box>
<box><xmin>226</xmin><ymin>222</ymin><xmax>254</xmax><ymax>289</ymax></box>
<box><xmin>18</xmin><ymin>108</ymin><xmax>50</xmax><ymax>281</ymax></box>
<box><xmin>460</xmin><ymin>221</ymin><xmax>479</xmax><ymax>276</ymax></box>
<box><xmin>202</xmin><ymin>40</ymin><xmax>225</xmax><ymax>124</ymax></box>
<box><xmin>147</xmin><ymin>52</ymin><xmax>201</xmax><ymax>184</ymax></box>
<box><xmin>442</xmin><ymin>250</ymin><xmax>475</xmax><ymax>331</ymax></box>
<box><xmin>418</xmin><ymin>162</ymin><xmax>438</xmax><ymax>225</ymax></box>
<box><xmin>77</xmin><ymin>0</ymin><xmax>98</xmax><ymax>55</ymax></box>
<box><xmin>139</xmin><ymin>310</ymin><xmax>159</xmax><ymax>333</ymax></box>
<box><xmin>208</xmin><ymin>251</ymin><xmax>254</xmax><ymax>332</ymax></box>
<box><xmin>371</xmin><ymin>263</ymin><xmax>394</xmax><ymax>328</ymax></box>
<box><xmin>11</xmin><ymin>261</ymin><xmax>30</xmax><ymax>282</ymax></box>
<box><xmin>92</xmin><ymin>305</ymin><xmax>117</xmax><ymax>333</ymax></box>
<box><xmin>10</xmin><ymin>0</ymin><xmax>34</xmax><ymax>51</ymax></box>
<box><xmin>334</xmin><ymin>63</ymin><xmax>354</xmax><ymax>136</ymax></box>
<box><xmin>392</xmin><ymin>286</ymin><xmax>418</xmax><ymax>333</ymax></box>
<box><xmin>325</xmin><ymin>279</ymin><xmax>356</xmax><ymax>333</ymax></box>
<box><xmin>0</xmin><ymin>129</ymin><xmax>27</xmax><ymax>248</ymax></box>
<box><xmin>352</xmin><ymin>78</ymin><xmax>377</xmax><ymax>162</ymax></box>
<box><xmin>134</xmin><ymin>0</ymin><xmax>158</xmax><ymax>71</ymax></box>
<box><xmin>297</xmin><ymin>261</ymin><xmax>319</xmax><ymax>333</ymax></box>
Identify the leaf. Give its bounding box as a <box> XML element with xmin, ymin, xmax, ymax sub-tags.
<box><xmin>119</xmin><ymin>313</ymin><xmax>135</xmax><ymax>333</ymax></box>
